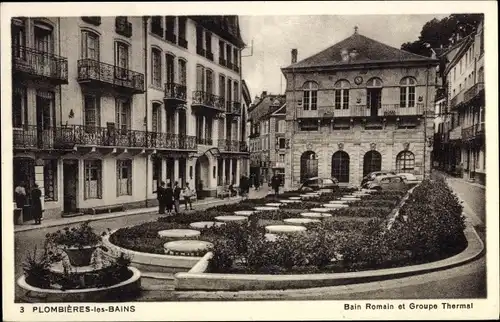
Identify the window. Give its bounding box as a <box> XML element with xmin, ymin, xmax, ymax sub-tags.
<box><xmin>299</xmin><ymin>120</ymin><xmax>319</xmax><ymax>131</ymax></box>
<box><xmin>206</xmin><ymin>69</ymin><xmax>214</xmax><ymax>95</ymax></box>
<box><xmin>478</xmin><ymin>67</ymin><xmax>484</xmax><ymax>83</ymax></box>
<box><xmin>34</xmin><ymin>22</ymin><xmax>53</xmax><ymax>54</ymax></box>
<box><xmin>302</xmin><ymin>81</ymin><xmax>318</xmax><ymax>110</ymax></box>
<box><xmin>84</xmin><ymin>94</ymin><xmax>100</xmax><ymax>131</ymax></box>
<box><xmin>399</xmin><ymin>77</ymin><xmax>416</xmax><ymax>108</ymax></box>
<box><xmin>226</xmin><ymin>44</ymin><xmax>232</xmax><ymax>66</ymax></box>
<box><xmin>460</xmin><ymin>59</ymin><xmax>463</xmax><ymax>74</ymax></box>
<box><xmin>334</xmin><ymin>80</ymin><xmax>350</xmax><ymax>110</ymax></box>
<box><xmin>165</xmin><ymin>54</ymin><xmax>175</xmax><ymax>85</ymax></box>
<box><xmin>178</xmin><ymin>59</ymin><xmax>187</xmax><ymax>86</ymax></box>
<box><xmin>278</xmin><ymin>137</ymin><xmax>286</xmax><ymax>149</ymax></box>
<box><xmin>152</xmin><ymin>102</ymin><xmax>161</xmax><ymax>133</ymax></box>
<box><xmin>277</xmin><ymin>120</ymin><xmax>286</xmax><ymax>133</ymax></box>
<box><xmin>219</xmin><ymin>74</ymin><xmax>226</xmax><ymax>101</ymax></box>
<box><xmin>205</xmin><ymin>117</ymin><xmax>213</xmax><ymax>139</ymax></box>
<box><xmin>396</xmin><ymin>151</ymin><xmax>415</xmax><ymax>172</ymax></box>
<box><xmin>13</xmin><ymin>87</ymin><xmax>27</xmax><ymax>128</ymax></box>
<box><xmin>196</xmin><ymin>25</ymin><xmax>203</xmax><ymax>52</ymax></box>
<box><xmin>233</xmin><ymin>81</ymin><xmax>239</xmax><ymax>102</ymax></box>
<box><xmin>84</xmin><ymin>160</ymin><xmax>102</xmax><ymax>199</ymax></box>
<box><xmin>219</xmin><ymin>41</ymin><xmax>225</xmax><ymax>63</ymax></box>
<box><xmin>81</xmin><ymin>30</ymin><xmax>99</xmax><ymax>60</ymax></box>
<box><xmin>165</xmin><ymin>16</ymin><xmax>176</xmax><ymax>40</ymax></box>
<box><xmin>151</xmin><ymin>16</ymin><xmax>163</xmax><ymax>36</ymax></box>
<box><xmin>278</xmin><ymin>153</ymin><xmax>285</xmax><ymax>163</ymax></box>
<box><xmin>205</xmin><ymin>31</ymin><xmax>212</xmax><ymax>55</ymax></box>
<box><xmin>233</xmin><ymin>48</ymin><xmax>239</xmax><ymax>68</ymax></box>
<box><xmin>44</xmin><ymin>159</ymin><xmax>57</xmax><ymax>201</ymax></box>
<box><xmin>178</xmin><ymin>16</ymin><xmax>187</xmax><ymax>40</ymax></box>
<box><xmin>117</xmin><ymin>159</ymin><xmax>132</xmax><ymax>196</ymax></box>
<box><xmin>151</xmin><ymin>48</ymin><xmax>162</xmax><ymax>87</ymax></box>
<box><xmin>11</xmin><ymin>19</ymin><xmax>26</xmax><ymax>59</ymax></box>
<box><xmin>227</xmin><ymin>78</ymin><xmax>232</xmax><ymax>102</ymax></box>
<box><xmin>453</xmin><ymin>67</ymin><xmax>456</xmax><ymax>80</ymax></box>
<box><xmin>115</xmin><ymin>98</ymin><xmax>131</xmax><ymax>134</ymax></box>
<box><xmin>196</xmin><ymin>65</ymin><xmax>205</xmax><ymax>91</ymax></box>
<box><xmin>114</xmin><ymin>41</ymin><xmax>129</xmax><ymax>79</ymax></box>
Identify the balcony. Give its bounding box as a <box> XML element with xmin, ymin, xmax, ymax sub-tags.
<box><xmin>115</xmin><ymin>17</ymin><xmax>132</xmax><ymax>38</ymax></box>
<box><xmin>77</xmin><ymin>59</ymin><xmax>145</xmax><ymax>94</ymax></box>
<box><xmin>12</xmin><ymin>46</ymin><xmax>68</xmax><ymax>84</ymax></box>
<box><xmin>462</xmin><ymin>122</ymin><xmax>485</xmax><ymax>141</ymax></box>
<box><xmin>324</xmin><ymin>103</ymin><xmax>424</xmax><ymax>118</ymax></box>
<box><xmin>196</xmin><ymin>137</ymin><xmax>213</xmax><ymax>145</ymax></box>
<box><xmin>450</xmin><ymin>90</ymin><xmax>465</xmax><ymax>110</ymax></box>
<box><xmin>81</xmin><ymin>16</ymin><xmax>101</xmax><ymax>26</ymax></box>
<box><xmin>449</xmin><ymin>126</ymin><xmax>462</xmax><ymax>141</ymax></box>
<box><xmin>178</xmin><ymin>37</ymin><xmax>188</xmax><ymax>49</ymax></box>
<box><xmin>464</xmin><ymin>82</ymin><xmax>485</xmax><ymax>103</ymax></box>
<box><xmin>239</xmin><ymin>141</ymin><xmax>248</xmax><ymax>152</ymax></box>
<box><xmin>147</xmin><ymin>132</ymin><xmax>197</xmax><ymax>150</ymax></box>
<box><xmin>191</xmin><ymin>91</ymin><xmax>225</xmax><ymax>113</ymax></box>
<box><xmin>218</xmin><ymin>139</ymin><xmax>239</xmax><ymax>152</ymax></box>
<box><xmin>13</xmin><ymin>125</ymin><xmax>54</xmax><ymax>150</ymax></box>
<box><xmin>164</xmin><ymin>82</ymin><xmax>187</xmax><ymax>104</ymax></box>
<box><xmin>219</xmin><ymin>57</ymin><xmax>227</xmax><ymax>67</ymax></box>
<box><xmin>226</xmin><ymin>101</ymin><xmax>241</xmax><ymax>116</ymax></box>
<box><xmin>166</xmin><ymin>32</ymin><xmax>177</xmax><ymax>44</ymax></box>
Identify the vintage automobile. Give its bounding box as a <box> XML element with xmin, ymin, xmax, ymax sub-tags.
<box><xmin>299</xmin><ymin>177</ymin><xmax>339</xmax><ymax>192</ymax></box>
<box><xmin>396</xmin><ymin>172</ymin><xmax>420</xmax><ymax>185</ymax></box>
<box><xmin>360</xmin><ymin>170</ymin><xmax>396</xmax><ymax>188</ymax></box>
<box><xmin>366</xmin><ymin>174</ymin><xmax>407</xmax><ymax>191</ymax></box>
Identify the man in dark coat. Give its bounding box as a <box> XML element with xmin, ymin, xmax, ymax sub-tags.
<box><xmin>173</xmin><ymin>181</ymin><xmax>182</xmax><ymax>214</ymax></box>
<box><xmin>154</xmin><ymin>181</ymin><xmax>166</xmax><ymax>214</ymax></box>
<box><xmin>164</xmin><ymin>182</ymin><xmax>174</xmax><ymax>215</ymax></box>
<box><xmin>271</xmin><ymin>173</ymin><xmax>282</xmax><ymax>198</ymax></box>
<box><xmin>31</xmin><ymin>183</ymin><xmax>43</xmax><ymax>225</ymax></box>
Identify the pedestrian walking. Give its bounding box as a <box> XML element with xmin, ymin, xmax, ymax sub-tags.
<box><xmin>153</xmin><ymin>181</ymin><xmax>166</xmax><ymax>214</ymax></box>
<box><xmin>271</xmin><ymin>173</ymin><xmax>282</xmax><ymax>198</ymax></box>
<box><xmin>254</xmin><ymin>176</ymin><xmax>260</xmax><ymax>191</ymax></box>
<box><xmin>173</xmin><ymin>181</ymin><xmax>182</xmax><ymax>214</ymax></box>
<box><xmin>183</xmin><ymin>182</ymin><xmax>194</xmax><ymax>211</ymax></box>
<box><xmin>31</xmin><ymin>183</ymin><xmax>43</xmax><ymax>225</ymax></box>
<box><xmin>165</xmin><ymin>182</ymin><xmax>174</xmax><ymax>215</ymax></box>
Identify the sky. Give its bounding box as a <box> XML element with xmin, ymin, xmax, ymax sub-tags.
<box><xmin>239</xmin><ymin>14</ymin><xmax>449</xmax><ymax>99</ymax></box>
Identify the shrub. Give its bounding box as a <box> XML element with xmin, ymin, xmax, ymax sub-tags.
<box><xmin>46</xmin><ymin>221</ymin><xmax>101</xmax><ymax>248</ymax></box>
<box><xmin>206</xmin><ymin>204</ymin><xmax>257</xmax><ymax>213</ymax></box>
<box><xmin>22</xmin><ymin>246</ymin><xmax>52</xmax><ymax>288</ymax></box>
<box><xmin>330</xmin><ymin>207</ymin><xmax>393</xmax><ymax>218</ymax></box>
<box><xmin>157</xmin><ymin>211</ymin><xmax>223</xmax><ymax>224</ymax></box>
<box><xmin>280</xmin><ymin>201</ymin><xmax>322</xmax><ymax>210</ymax></box>
<box><xmin>349</xmin><ymin>199</ymin><xmax>398</xmax><ymax>208</ymax></box>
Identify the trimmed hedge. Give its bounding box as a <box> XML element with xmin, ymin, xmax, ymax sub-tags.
<box><xmin>330</xmin><ymin>206</ymin><xmax>394</xmax><ymax>218</ymax></box>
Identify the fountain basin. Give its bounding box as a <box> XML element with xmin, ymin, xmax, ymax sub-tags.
<box><xmin>214</xmin><ymin>215</ymin><xmax>248</xmax><ymax>223</ymax></box>
<box><xmin>300</xmin><ymin>212</ymin><xmax>332</xmax><ymax>219</ymax></box>
<box><xmin>265</xmin><ymin>225</ymin><xmax>307</xmax><ymax>234</ymax></box>
<box><xmin>234</xmin><ymin>210</ymin><xmax>255</xmax><ymax>217</ymax></box>
<box><xmin>164</xmin><ymin>240</ymin><xmax>213</xmax><ymax>256</ymax></box>
<box><xmin>284</xmin><ymin>218</ymin><xmax>321</xmax><ymax>225</ymax></box>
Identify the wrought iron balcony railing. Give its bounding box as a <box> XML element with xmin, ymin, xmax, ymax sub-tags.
<box><xmin>226</xmin><ymin>101</ymin><xmax>241</xmax><ymax>115</ymax></box>
<box><xmin>14</xmin><ymin>125</ymin><xmax>197</xmax><ymax>150</ymax></box>
<box><xmin>191</xmin><ymin>91</ymin><xmax>225</xmax><ymax>112</ymax></box>
<box><xmin>298</xmin><ymin>103</ymin><xmax>425</xmax><ymax>119</ymax></box>
<box><xmin>464</xmin><ymin>82</ymin><xmax>485</xmax><ymax>103</ymax></box>
<box><xmin>164</xmin><ymin>82</ymin><xmax>187</xmax><ymax>102</ymax></box>
<box><xmin>239</xmin><ymin>141</ymin><xmax>248</xmax><ymax>152</ymax></box>
<box><xmin>218</xmin><ymin>139</ymin><xmax>239</xmax><ymax>152</ymax></box>
<box><xmin>196</xmin><ymin>137</ymin><xmax>213</xmax><ymax>145</ymax></box>
<box><xmin>77</xmin><ymin>59</ymin><xmax>145</xmax><ymax>94</ymax></box>
<box><xmin>462</xmin><ymin>122</ymin><xmax>485</xmax><ymax>140</ymax></box>
<box><xmin>450</xmin><ymin>90</ymin><xmax>465</xmax><ymax>110</ymax></box>
<box><xmin>12</xmin><ymin>45</ymin><xmax>68</xmax><ymax>84</ymax></box>
<box><xmin>81</xmin><ymin>16</ymin><xmax>101</xmax><ymax>26</ymax></box>
<box><xmin>178</xmin><ymin>37</ymin><xmax>188</xmax><ymax>49</ymax></box>
<box><xmin>115</xmin><ymin>17</ymin><xmax>132</xmax><ymax>38</ymax></box>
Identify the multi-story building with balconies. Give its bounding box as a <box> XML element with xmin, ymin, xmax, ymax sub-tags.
<box><xmin>11</xmin><ymin>15</ymin><xmax>248</xmax><ymax>222</ymax></box>
<box><xmin>441</xmin><ymin>19</ymin><xmax>485</xmax><ymax>184</ymax></box>
<box><xmin>248</xmin><ymin>92</ymin><xmax>286</xmax><ymax>185</ymax></box>
<box><xmin>281</xmin><ymin>28</ymin><xmax>438</xmax><ymax>189</ymax></box>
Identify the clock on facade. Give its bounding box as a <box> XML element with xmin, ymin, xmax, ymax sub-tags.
<box><xmin>354</xmin><ymin>76</ymin><xmax>363</xmax><ymax>85</ymax></box>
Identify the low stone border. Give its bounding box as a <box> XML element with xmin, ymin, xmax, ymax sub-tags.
<box><xmin>102</xmin><ymin>232</ymin><xmax>201</xmax><ymax>273</ymax></box>
<box><xmin>17</xmin><ymin>267</ymin><xmax>141</xmax><ymax>302</ymax></box>
<box><xmin>174</xmin><ymin>223</ymin><xmax>483</xmax><ymax>291</ymax></box>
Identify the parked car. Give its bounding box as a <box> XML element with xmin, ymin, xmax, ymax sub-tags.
<box><xmin>366</xmin><ymin>174</ymin><xmax>406</xmax><ymax>191</ymax></box>
<box><xmin>396</xmin><ymin>172</ymin><xmax>420</xmax><ymax>185</ymax></box>
<box><xmin>299</xmin><ymin>177</ymin><xmax>339</xmax><ymax>192</ymax></box>
<box><xmin>361</xmin><ymin>171</ymin><xmax>396</xmax><ymax>188</ymax></box>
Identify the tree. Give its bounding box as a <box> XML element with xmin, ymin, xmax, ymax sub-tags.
<box><xmin>401</xmin><ymin>14</ymin><xmax>484</xmax><ymax>57</ymax></box>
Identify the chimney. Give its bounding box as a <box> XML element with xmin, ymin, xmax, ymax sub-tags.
<box><xmin>291</xmin><ymin>49</ymin><xmax>298</xmax><ymax>64</ymax></box>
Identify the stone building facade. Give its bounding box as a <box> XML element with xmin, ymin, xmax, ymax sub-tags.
<box><xmin>281</xmin><ymin>29</ymin><xmax>438</xmax><ymax>190</ymax></box>
<box><xmin>11</xmin><ymin>16</ymin><xmax>248</xmax><ymax>222</ymax></box>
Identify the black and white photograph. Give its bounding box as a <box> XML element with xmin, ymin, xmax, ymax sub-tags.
<box><xmin>2</xmin><ymin>1</ymin><xmax>498</xmax><ymax>321</ymax></box>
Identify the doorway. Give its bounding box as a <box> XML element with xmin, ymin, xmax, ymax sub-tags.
<box><xmin>363</xmin><ymin>150</ymin><xmax>382</xmax><ymax>177</ymax></box>
<box><xmin>63</xmin><ymin>160</ymin><xmax>78</xmax><ymax>213</ymax></box>
<box><xmin>300</xmin><ymin>151</ymin><xmax>318</xmax><ymax>183</ymax></box>
<box><xmin>367</xmin><ymin>88</ymin><xmax>381</xmax><ymax>117</ymax></box>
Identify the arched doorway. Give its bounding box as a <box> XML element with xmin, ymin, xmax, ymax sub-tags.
<box><xmin>363</xmin><ymin>150</ymin><xmax>382</xmax><ymax>177</ymax></box>
<box><xmin>195</xmin><ymin>155</ymin><xmax>210</xmax><ymax>197</ymax></box>
<box><xmin>331</xmin><ymin>151</ymin><xmax>350</xmax><ymax>183</ymax></box>
<box><xmin>300</xmin><ymin>151</ymin><xmax>318</xmax><ymax>183</ymax></box>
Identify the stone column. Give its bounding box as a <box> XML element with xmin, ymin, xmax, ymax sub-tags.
<box><xmin>175</xmin><ymin>110</ymin><xmax>179</xmax><ymax>135</ymax></box>
<box><xmin>235</xmin><ymin>159</ymin><xmax>240</xmax><ymax>186</ymax></box>
<box><xmin>34</xmin><ymin>159</ymin><xmax>45</xmax><ymax>218</ymax></box>
<box><xmin>229</xmin><ymin>158</ymin><xmax>234</xmax><ymax>184</ymax></box>
<box><xmin>202</xmin><ymin>116</ymin><xmax>206</xmax><ymax>140</ymax></box>
<box><xmin>221</xmin><ymin>158</ymin><xmax>226</xmax><ymax>185</ymax></box>
<box><xmin>174</xmin><ymin>158</ymin><xmax>180</xmax><ymax>186</ymax></box>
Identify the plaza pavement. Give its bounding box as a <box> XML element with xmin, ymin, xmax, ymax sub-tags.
<box><xmin>13</xmin><ymin>179</ymin><xmax>487</xmax><ymax>301</ymax></box>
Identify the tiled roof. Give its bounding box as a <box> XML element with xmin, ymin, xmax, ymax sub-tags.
<box><xmin>248</xmin><ymin>94</ymin><xmax>286</xmax><ymax>121</ymax></box>
<box><xmin>284</xmin><ymin>32</ymin><xmax>436</xmax><ymax>69</ymax></box>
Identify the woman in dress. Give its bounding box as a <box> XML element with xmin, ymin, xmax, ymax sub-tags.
<box><xmin>31</xmin><ymin>183</ymin><xmax>43</xmax><ymax>225</ymax></box>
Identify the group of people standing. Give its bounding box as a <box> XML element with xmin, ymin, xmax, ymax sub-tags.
<box><xmin>154</xmin><ymin>181</ymin><xmax>195</xmax><ymax>215</ymax></box>
<box><xmin>14</xmin><ymin>181</ymin><xmax>43</xmax><ymax>225</ymax></box>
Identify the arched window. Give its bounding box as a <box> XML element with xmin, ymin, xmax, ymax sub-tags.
<box><xmin>396</xmin><ymin>151</ymin><xmax>415</xmax><ymax>172</ymax></box>
<box><xmin>151</xmin><ymin>47</ymin><xmax>162</xmax><ymax>87</ymax></box>
<box><xmin>302</xmin><ymin>81</ymin><xmax>318</xmax><ymax>111</ymax></box>
<box><xmin>300</xmin><ymin>151</ymin><xmax>318</xmax><ymax>183</ymax></box>
<box><xmin>366</xmin><ymin>77</ymin><xmax>383</xmax><ymax>88</ymax></box>
<box><xmin>363</xmin><ymin>150</ymin><xmax>382</xmax><ymax>177</ymax></box>
<box><xmin>331</xmin><ymin>151</ymin><xmax>350</xmax><ymax>183</ymax></box>
<box><xmin>334</xmin><ymin>80</ymin><xmax>350</xmax><ymax>110</ymax></box>
<box><xmin>399</xmin><ymin>77</ymin><xmax>416</xmax><ymax>108</ymax></box>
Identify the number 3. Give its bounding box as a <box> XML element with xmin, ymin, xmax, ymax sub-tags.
<box><xmin>20</xmin><ymin>306</ymin><xmax>24</xmax><ymax>313</ymax></box>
